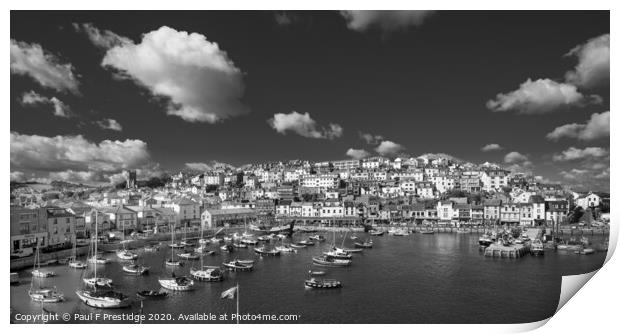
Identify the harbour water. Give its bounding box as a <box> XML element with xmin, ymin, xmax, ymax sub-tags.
<box><xmin>10</xmin><ymin>232</ymin><xmax>607</xmax><ymax>324</ymax></box>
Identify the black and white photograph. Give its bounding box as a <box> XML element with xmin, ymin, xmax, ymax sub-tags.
<box><xmin>7</xmin><ymin>6</ymin><xmax>614</xmax><ymax>328</ymax></box>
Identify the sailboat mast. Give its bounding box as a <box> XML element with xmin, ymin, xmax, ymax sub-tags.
<box><xmin>94</xmin><ymin>211</ymin><xmax>98</xmax><ymax>281</ymax></box>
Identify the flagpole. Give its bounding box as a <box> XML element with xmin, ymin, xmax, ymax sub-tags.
<box><xmin>236</xmin><ymin>282</ymin><xmax>239</xmax><ymax>324</ymax></box>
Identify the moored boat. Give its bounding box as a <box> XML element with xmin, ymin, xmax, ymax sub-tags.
<box><xmin>190</xmin><ymin>266</ymin><xmax>224</xmax><ymax>281</ymax></box>
<box><xmin>116</xmin><ymin>249</ymin><xmax>138</xmax><ymax>261</ymax></box>
<box><xmin>309</xmin><ymin>235</ymin><xmax>326</xmax><ymax>242</ymax></box>
<box><xmin>530</xmin><ymin>239</ymin><xmax>545</xmax><ymax>256</ymax></box>
<box><xmin>29</xmin><ymin>288</ymin><xmax>64</xmax><ymax>303</ymax></box>
<box><xmin>159</xmin><ymin>276</ymin><xmax>195</xmax><ymax>291</ymax></box>
<box><xmin>76</xmin><ymin>289</ymin><xmax>131</xmax><ymax>308</ymax></box>
<box><xmin>478</xmin><ymin>234</ymin><xmax>494</xmax><ymax>247</ymax></box>
<box><xmin>32</xmin><ymin>269</ymin><xmax>56</xmax><ymax>278</ymax></box>
<box><xmin>304</xmin><ymin>278</ymin><xmax>342</xmax><ymax>289</ymax></box>
<box><xmin>254</xmin><ymin>246</ymin><xmax>281</xmax><ymax>256</ymax></box>
<box><xmin>420</xmin><ymin>230</ymin><xmax>435</xmax><ymax>235</ymax></box>
<box><xmin>298</xmin><ymin>239</ymin><xmax>315</xmax><ymax>246</ymax></box>
<box><xmin>223</xmin><ymin>260</ymin><xmax>254</xmax><ymax>271</ymax></box>
<box><xmin>290</xmin><ymin>243</ymin><xmax>306</xmax><ymax>249</ymax></box>
<box><xmin>354</xmin><ymin>241</ymin><xmax>373</xmax><ymax>248</ymax></box>
<box><xmin>83</xmin><ymin>277</ymin><xmax>113</xmax><ymax>287</ymax></box>
<box><xmin>275</xmin><ymin>244</ymin><xmax>297</xmax><ymax>253</ymax></box>
<box><xmin>88</xmin><ymin>255</ymin><xmax>111</xmax><ymax>264</ymax></box>
<box><xmin>122</xmin><ymin>263</ymin><xmax>150</xmax><ymax>275</ymax></box>
<box><xmin>323</xmin><ymin>248</ymin><xmax>352</xmax><ymax>260</ymax></box>
<box><xmin>369</xmin><ymin>230</ymin><xmax>384</xmax><ymax>236</ymax></box>
<box><xmin>178</xmin><ymin>252</ymin><xmax>200</xmax><ymax>260</ymax></box>
<box><xmin>233</xmin><ymin>242</ymin><xmax>248</xmax><ymax>249</ymax></box>
<box><xmin>136</xmin><ymin>290</ymin><xmax>168</xmax><ymax>299</ymax></box>
<box><xmin>241</xmin><ymin>238</ymin><xmax>258</xmax><ymax>245</ymax></box>
<box><xmin>312</xmin><ymin>255</ymin><xmax>351</xmax><ymax>267</ymax></box>
<box><xmin>220</xmin><ymin>244</ymin><xmax>234</xmax><ymax>253</ymax></box>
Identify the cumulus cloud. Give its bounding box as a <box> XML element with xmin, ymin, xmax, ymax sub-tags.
<box><xmin>552</xmin><ymin>147</ymin><xmax>608</xmax><ymax>161</ymax></box>
<box><xmin>73</xmin><ymin>22</ymin><xmax>132</xmax><ymax>49</ymax></box>
<box><xmin>504</xmin><ymin>151</ymin><xmax>529</xmax><ymax>164</ymax></box>
<box><xmin>10</xmin><ymin>132</ymin><xmax>153</xmax><ymax>184</ymax></box>
<box><xmin>10</xmin><ymin>39</ymin><xmax>80</xmax><ymax>94</ymax></box>
<box><xmin>268</xmin><ymin>111</ymin><xmax>343</xmax><ymax>139</ymax></box>
<box><xmin>560</xmin><ymin>169</ymin><xmax>589</xmax><ymax>180</ymax></box>
<box><xmin>565</xmin><ymin>34</ymin><xmax>610</xmax><ymax>88</ymax></box>
<box><xmin>20</xmin><ymin>90</ymin><xmax>71</xmax><ymax>118</ymax></box>
<box><xmin>481</xmin><ymin>143</ymin><xmax>503</xmax><ymax>152</ymax></box>
<box><xmin>185</xmin><ymin>162</ymin><xmax>213</xmax><ymax>172</ymax></box>
<box><xmin>546</xmin><ymin>111</ymin><xmax>609</xmax><ymax>141</ymax></box>
<box><xmin>10</xmin><ymin>171</ymin><xmax>26</xmax><ymax>182</ymax></box>
<box><xmin>360</xmin><ymin>132</ymin><xmax>384</xmax><ymax>145</ymax></box>
<box><xmin>96</xmin><ymin>118</ymin><xmax>123</xmax><ymax>131</ymax></box>
<box><xmin>375</xmin><ymin>140</ymin><xmax>405</xmax><ymax>156</ymax></box>
<box><xmin>340</xmin><ymin>10</ymin><xmax>435</xmax><ymax>32</ymax></box>
<box><xmin>346</xmin><ymin>148</ymin><xmax>371</xmax><ymax>160</ymax></box>
<box><xmin>486</xmin><ymin>78</ymin><xmax>600</xmax><ymax>114</ymax></box>
<box><xmin>101</xmin><ymin>26</ymin><xmax>248</xmax><ymax>123</ymax></box>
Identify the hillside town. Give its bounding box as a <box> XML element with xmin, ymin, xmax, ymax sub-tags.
<box><xmin>10</xmin><ymin>155</ymin><xmax>610</xmax><ymax>256</ymax></box>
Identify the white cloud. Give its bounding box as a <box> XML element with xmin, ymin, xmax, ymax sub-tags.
<box><xmin>565</xmin><ymin>34</ymin><xmax>610</xmax><ymax>88</ymax></box>
<box><xmin>73</xmin><ymin>22</ymin><xmax>132</xmax><ymax>49</ymax></box>
<box><xmin>486</xmin><ymin>78</ymin><xmax>600</xmax><ymax>114</ymax></box>
<box><xmin>552</xmin><ymin>147</ymin><xmax>608</xmax><ymax>162</ymax></box>
<box><xmin>346</xmin><ymin>148</ymin><xmax>371</xmax><ymax>160</ymax></box>
<box><xmin>185</xmin><ymin>162</ymin><xmax>213</xmax><ymax>172</ymax></box>
<box><xmin>10</xmin><ymin>132</ymin><xmax>151</xmax><ymax>174</ymax></box>
<box><xmin>375</xmin><ymin>140</ymin><xmax>405</xmax><ymax>156</ymax></box>
<box><xmin>10</xmin><ymin>171</ymin><xmax>26</xmax><ymax>182</ymax></box>
<box><xmin>10</xmin><ymin>39</ymin><xmax>80</xmax><ymax>94</ymax></box>
<box><xmin>20</xmin><ymin>90</ymin><xmax>71</xmax><ymax>118</ymax></box>
<box><xmin>101</xmin><ymin>26</ymin><xmax>248</xmax><ymax>123</ymax></box>
<box><xmin>360</xmin><ymin>132</ymin><xmax>384</xmax><ymax>145</ymax></box>
<box><xmin>560</xmin><ymin>169</ymin><xmax>589</xmax><ymax>180</ymax></box>
<box><xmin>268</xmin><ymin>111</ymin><xmax>343</xmax><ymax>139</ymax></box>
<box><xmin>504</xmin><ymin>151</ymin><xmax>529</xmax><ymax>164</ymax></box>
<box><xmin>96</xmin><ymin>118</ymin><xmax>123</xmax><ymax>131</ymax></box>
<box><xmin>481</xmin><ymin>143</ymin><xmax>503</xmax><ymax>152</ymax></box>
<box><xmin>546</xmin><ymin>111</ymin><xmax>609</xmax><ymax>141</ymax></box>
<box><xmin>340</xmin><ymin>10</ymin><xmax>435</xmax><ymax>32</ymax></box>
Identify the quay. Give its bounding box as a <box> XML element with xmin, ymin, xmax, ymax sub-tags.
<box><xmin>484</xmin><ymin>243</ymin><xmax>530</xmax><ymax>258</ymax></box>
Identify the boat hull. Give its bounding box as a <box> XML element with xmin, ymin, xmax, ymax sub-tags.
<box><xmin>305</xmin><ymin>279</ymin><xmax>342</xmax><ymax>289</ymax></box>
<box><xmin>158</xmin><ymin>278</ymin><xmax>195</xmax><ymax>291</ymax></box>
<box><xmin>76</xmin><ymin>290</ymin><xmax>131</xmax><ymax>308</ymax></box>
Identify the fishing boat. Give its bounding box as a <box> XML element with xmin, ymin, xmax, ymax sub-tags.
<box><xmin>29</xmin><ymin>244</ymin><xmax>64</xmax><ymax>303</ymax></box>
<box><xmin>304</xmin><ymin>278</ymin><xmax>342</xmax><ymax>289</ymax></box>
<box><xmin>298</xmin><ymin>239</ymin><xmax>315</xmax><ymax>246</ymax></box>
<box><xmin>254</xmin><ymin>246</ymin><xmax>281</xmax><ymax>256</ymax></box>
<box><xmin>223</xmin><ymin>260</ymin><xmax>254</xmax><ymax>272</ymax></box>
<box><xmin>312</xmin><ymin>255</ymin><xmax>352</xmax><ymax>267</ymax></box>
<box><xmin>178</xmin><ymin>252</ymin><xmax>200</xmax><ymax>260</ymax></box>
<box><xmin>369</xmin><ymin>230</ymin><xmax>384</xmax><ymax>236</ymax></box>
<box><xmin>136</xmin><ymin>290</ymin><xmax>168</xmax><ymax>299</ymax></box>
<box><xmin>76</xmin><ymin>289</ymin><xmax>131</xmax><ymax>308</ymax></box>
<box><xmin>478</xmin><ymin>233</ymin><xmax>494</xmax><ymax>247</ymax></box>
<box><xmin>190</xmin><ymin>265</ymin><xmax>224</xmax><ymax>281</ymax></box>
<box><xmin>159</xmin><ymin>275</ymin><xmax>195</xmax><ymax>291</ymax></box>
<box><xmin>531</xmin><ymin>239</ymin><xmax>545</xmax><ymax>256</ymax></box>
<box><xmin>324</xmin><ymin>248</ymin><xmax>353</xmax><ymax>260</ymax></box>
<box><xmin>309</xmin><ymin>235</ymin><xmax>326</xmax><ymax>242</ymax></box>
<box><xmin>122</xmin><ymin>263</ymin><xmax>150</xmax><ymax>275</ymax></box>
<box><xmin>290</xmin><ymin>243</ymin><xmax>307</xmax><ymax>249</ymax></box>
<box><xmin>220</xmin><ymin>244</ymin><xmax>234</xmax><ymax>253</ymax></box>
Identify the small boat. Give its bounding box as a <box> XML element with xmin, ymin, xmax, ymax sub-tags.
<box><xmin>257</xmin><ymin>235</ymin><xmax>271</xmax><ymax>242</ymax></box>
<box><xmin>223</xmin><ymin>260</ymin><xmax>254</xmax><ymax>271</ymax></box>
<box><xmin>198</xmin><ymin>238</ymin><xmax>210</xmax><ymax>245</ymax></box>
<box><xmin>312</xmin><ymin>255</ymin><xmax>351</xmax><ymax>267</ymax></box>
<box><xmin>83</xmin><ymin>277</ymin><xmax>113</xmax><ymax>287</ymax></box>
<box><xmin>32</xmin><ymin>269</ymin><xmax>56</xmax><ymax>278</ymax></box>
<box><xmin>178</xmin><ymin>252</ymin><xmax>200</xmax><ymax>260</ymax></box>
<box><xmin>393</xmin><ymin>229</ymin><xmax>410</xmax><ymax>236</ymax></box>
<box><xmin>275</xmin><ymin>245</ymin><xmax>297</xmax><ymax>253</ymax></box>
<box><xmin>144</xmin><ymin>245</ymin><xmax>159</xmax><ymax>252</ymax></box>
<box><xmin>242</xmin><ymin>232</ymin><xmax>254</xmax><ymax>238</ymax></box>
<box><xmin>165</xmin><ymin>259</ymin><xmax>182</xmax><ymax>266</ymax></box>
<box><xmin>369</xmin><ymin>230</ymin><xmax>384</xmax><ymax>236</ymax></box>
<box><xmin>88</xmin><ymin>255</ymin><xmax>111</xmax><ymax>264</ymax></box>
<box><xmin>290</xmin><ymin>243</ymin><xmax>307</xmax><ymax>249</ymax></box>
<box><xmin>241</xmin><ymin>238</ymin><xmax>258</xmax><ymax>245</ymax></box>
<box><xmin>180</xmin><ymin>240</ymin><xmax>194</xmax><ymax>247</ymax></box>
<box><xmin>29</xmin><ymin>287</ymin><xmax>65</xmax><ymax>303</ymax></box>
<box><xmin>354</xmin><ymin>241</ymin><xmax>373</xmax><ymax>248</ymax></box>
<box><xmin>41</xmin><ymin>259</ymin><xmax>59</xmax><ymax>266</ymax></box>
<box><xmin>233</xmin><ymin>242</ymin><xmax>248</xmax><ymax>249</ymax></box>
<box><xmin>190</xmin><ymin>266</ymin><xmax>224</xmax><ymax>281</ymax></box>
<box><xmin>220</xmin><ymin>245</ymin><xmax>234</xmax><ymax>253</ymax></box>
<box><xmin>478</xmin><ymin>234</ymin><xmax>494</xmax><ymax>247</ymax></box>
<box><xmin>531</xmin><ymin>239</ymin><xmax>545</xmax><ymax>256</ymax></box>
<box><xmin>420</xmin><ymin>230</ymin><xmax>435</xmax><ymax>235</ymax></box>
<box><xmin>305</xmin><ymin>278</ymin><xmax>342</xmax><ymax>289</ymax></box>
<box><xmin>579</xmin><ymin>248</ymin><xmax>595</xmax><ymax>255</ymax></box>
<box><xmin>556</xmin><ymin>244</ymin><xmax>570</xmax><ymax>250</ymax></box>
<box><xmin>76</xmin><ymin>289</ymin><xmax>131</xmax><ymax>308</ymax></box>
<box><xmin>309</xmin><ymin>270</ymin><xmax>326</xmax><ymax>276</ymax></box>
<box><xmin>350</xmin><ymin>235</ymin><xmax>358</xmax><ymax>240</ymax></box>
<box><xmin>309</xmin><ymin>235</ymin><xmax>326</xmax><ymax>242</ymax></box>
<box><xmin>122</xmin><ymin>263</ymin><xmax>149</xmax><ymax>275</ymax></box>
<box><xmin>235</xmin><ymin>259</ymin><xmax>255</xmax><ymax>265</ymax></box>
<box><xmin>169</xmin><ymin>243</ymin><xmax>185</xmax><ymax>249</ymax></box>
<box><xmin>254</xmin><ymin>246</ymin><xmax>281</xmax><ymax>256</ymax></box>
<box><xmin>136</xmin><ymin>290</ymin><xmax>168</xmax><ymax>299</ymax></box>
<box><xmin>116</xmin><ymin>249</ymin><xmax>138</xmax><ymax>261</ymax></box>
<box><xmin>337</xmin><ymin>247</ymin><xmax>362</xmax><ymax>253</ymax></box>
<box><xmin>277</xmin><ymin>233</ymin><xmax>288</xmax><ymax>239</ymax></box>
<box><xmin>195</xmin><ymin>247</ymin><xmax>215</xmax><ymax>255</ymax></box>
<box><xmin>223</xmin><ymin>235</ymin><xmax>233</xmax><ymax>242</ymax></box>
<box><xmin>210</xmin><ymin>237</ymin><xmax>223</xmax><ymax>243</ymax></box>
<box><xmin>298</xmin><ymin>240</ymin><xmax>315</xmax><ymax>246</ymax></box>
<box><xmin>159</xmin><ymin>276</ymin><xmax>195</xmax><ymax>291</ymax></box>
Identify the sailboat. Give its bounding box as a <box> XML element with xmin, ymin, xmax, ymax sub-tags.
<box><xmin>159</xmin><ymin>260</ymin><xmax>196</xmax><ymax>291</ymax></box>
<box><xmin>68</xmin><ymin>233</ymin><xmax>87</xmax><ymax>269</ymax></box>
<box><xmin>116</xmin><ymin>220</ymin><xmax>138</xmax><ymax>261</ymax></box>
<box><xmin>83</xmin><ymin>214</ymin><xmax>113</xmax><ymax>287</ymax></box>
<box><xmin>122</xmin><ymin>260</ymin><xmax>150</xmax><ymax>275</ymax></box>
<box><xmin>29</xmin><ymin>241</ymin><xmax>64</xmax><ymax>303</ymax></box>
<box><xmin>180</xmin><ymin>222</ymin><xmax>193</xmax><ymax>246</ymax></box>
<box><xmin>196</xmin><ymin>221</ymin><xmax>212</xmax><ymax>253</ymax></box>
<box><xmin>190</xmin><ymin>251</ymin><xmax>224</xmax><ymax>281</ymax></box>
<box><xmin>31</xmin><ymin>244</ymin><xmax>56</xmax><ymax>278</ymax></box>
<box><xmin>166</xmin><ymin>222</ymin><xmax>182</xmax><ymax>266</ymax></box>
<box><xmin>275</xmin><ymin>237</ymin><xmax>296</xmax><ymax>253</ymax></box>
<box><xmin>77</xmin><ymin>213</ymin><xmax>130</xmax><ymax>308</ymax></box>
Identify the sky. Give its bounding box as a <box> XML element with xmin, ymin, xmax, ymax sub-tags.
<box><xmin>10</xmin><ymin>11</ymin><xmax>610</xmax><ymax>191</ymax></box>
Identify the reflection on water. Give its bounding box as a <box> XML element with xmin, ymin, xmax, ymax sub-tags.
<box><xmin>10</xmin><ymin>232</ymin><xmax>607</xmax><ymax>324</ymax></box>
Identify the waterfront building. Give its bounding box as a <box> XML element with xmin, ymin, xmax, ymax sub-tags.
<box><xmin>483</xmin><ymin>199</ymin><xmax>502</xmax><ymax>222</ymax></box>
<box><xmin>545</xmin><ymin>200</ymin><xmax>569</xmax><ymax>224</ymax></box>
<box><xmin>481</xmin><ymin>169</ymin><xmax>509</xmax><ymax>191</ymax></box>
<box><xmin>332</xmin><ymin>159</ymin><xmax>360</xmax><ymax>170</ymax></box>
<box><xmin>575</xmin><ymin>192</ymin><xmax>603</xmax><ymax>209</ymax></box>
<box><xmin>201</xmin><ymin>208</ymin><xmax>257</xmax><ymax>229</ymax></box>
<box><xmin>43</xmin><ymin>206</ymin><xmax>76</xmax><ymax>250</ymax></box>
<box><xmin>10</xmin><ymin>205</ymin><xmax>48</xmax><ymax>253</ymax></box>
<box><xmin>164</xmin><ymin>198</ymin><xmax>201</xmax><ymax>227</ymax></box>
<box><xmin>500</xmin><ymin>202</ymin><xmax>520</xmax><ymax>225</ymax></box>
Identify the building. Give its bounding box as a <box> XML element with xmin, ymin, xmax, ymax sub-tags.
<box><xmin>300</xmin><ymin>174</ymin><xmax>339</xmax><ymax>189</ymax></box>
<box><xmin>43</xmin><ymin>206</ymin><xmax>76</xmax><ymax>250</ymax></box>
<box><xmin>481</xmin><ymin>169</ymin><xmax>509</xmax><ymax>191</ymax></box>
<box><xmin>332</xmin><ymin>159</ymin><xmax>360</xmax><ymax>170</ymax></box>
<box><xmin>483</xmin><ymin>199</ymin><xmax>502</xmax><ymax>222</ymax></box>
<box><xmin>500</xmin><ymin>202</ymin><xmax>520</xmax><ymax>225</ymax></box>
<box><xmin>545</xmin><ymin>200</ymin><xmax>569</xmax><ymax>224</ymax></box>
<box><xmin>10</xmin><ymin>205</ymin><xmax>48</xmax><ymax>253</ymax></box>
<box><xmin>575</xmin><ymin>192</ymin><xmax>602</xmax><ymax>209</ymax></box>
<box><xmin>201</xmin><ymin>208</ymin><xmax>257</xmax><ymax>229</ymax></box>
<box><xmin>164</xmin><ymin>198</ymin><xmax>201</xmax><ymax>226</ymax></box>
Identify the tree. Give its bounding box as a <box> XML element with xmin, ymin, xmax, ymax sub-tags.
<box><xmin>568</xmin><ymin>206</ymin><xmax>585</xmax><ymax>224</ymax></box>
